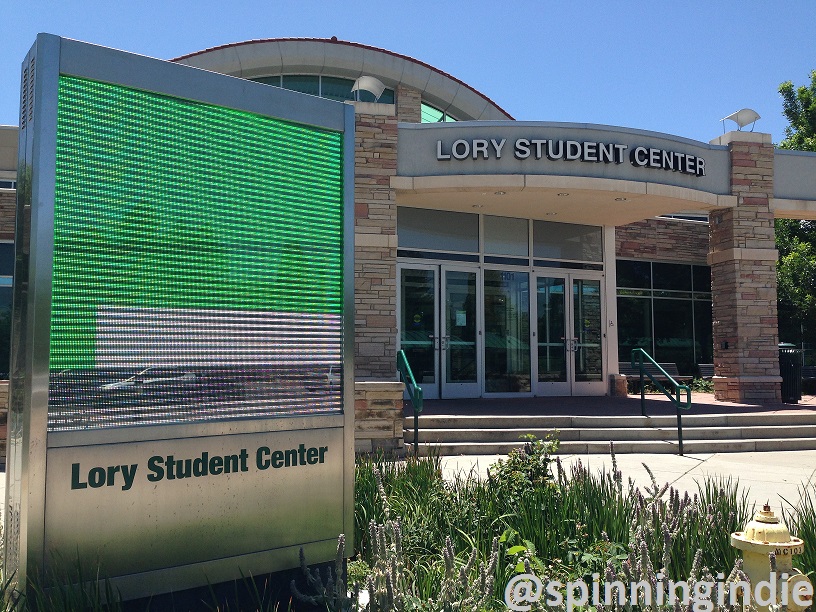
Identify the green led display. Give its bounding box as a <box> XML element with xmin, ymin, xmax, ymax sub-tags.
<box><xmin>51</xmin><ymin>76</ymin><xmax>344</xmax><ymax>371</ymax></box>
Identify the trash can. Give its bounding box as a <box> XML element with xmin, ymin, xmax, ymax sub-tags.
<box><xmin>779</xmin><ymin>343</ymin><xmax>803</xmax><ymax>404</ymax></box>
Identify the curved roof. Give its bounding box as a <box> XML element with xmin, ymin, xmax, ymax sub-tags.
<box><xmin>173</xmin><ymin>38</ymin><xmax>513</xmax><ymax>122</ymax></box>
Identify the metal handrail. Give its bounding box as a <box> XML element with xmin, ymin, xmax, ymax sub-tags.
<box><xmin>397</xmin><ymin>350</ymin><xmax>423</xmax><ymax>453</ymax></box>
<box><xmin>631</xmin><ymin>348</ymin><xmax>692</xmax><ymax>456</ymax></box>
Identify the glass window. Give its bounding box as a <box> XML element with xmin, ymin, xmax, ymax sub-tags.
<box><xmin>421</xmin><ymin>102</ymin><xmax>457</xmax><ymax>123</ymax></box>
<box><xmin>533</xmin><ymin>221</ymin><xmax>602</xmax><ymax>262</ymax></box>
<box><xmin>421</xmin><ymin>103</ymin><xmax>444</xmax><ymax>123</ymax></box>
<box><xmin>281</xmin><ymin>75</ymin><xmax>320</xmax><ymax>97</ymax></box>
<box><xmin>653</xmin><ymin>262</ymin><xmax>692</xmax><ymax>291</ymax></box>
<box><xmin>617</xmin><ymin>297</ymin><xmax>653</xmax><ymax>362</ymax></box>
<box><xmin>617</xmin><ymin>260</ymin><xmax>651</xmax><ymax>289</ymax></box>
<box><xmin>693</xmin><ymin>265</ymin><xmax>711</xmax><ymax>292</ymax></box>
<box><xmin>249</xmin><ymin>75</ymin><xmax>393</xmax><ymax>103</ymax></box>
<box><xmin>357</xmin><ymin>88</ymin><xmax>395</xmax><ymax>104</ymax></box>
<box><xmin>653</xmin><ymin>298</ymin><xmax>695</xmax><ymax>375</ymax></box>
<box><xmin>693</xmin><ymin>300</ymin><xmax>713</xmax><ymax>365</ymax></box>
<box><xmin>484</xmin><ymin>216</ymin><xmax>528</xmax><ymax>257</ymax></box>
<box><xmin>0</xmin><ymin>243</ymin><xmax>13</xmax><ymax>276</ymax></box>
<box><xmin>0</xmin><ymin>286</ymin><xmax>9</xmax><ymax>378</ymax></box>
<box><xmin>252</xmin><ymin>76</ymin><xmax>282</xmax><ymax>87</ymax></box>
<box><xmin>321</xmin><ymin>76</ymin><xmax>355</xmax><ymax>101</ymax></box>
<box><xmin>397</xmin><ymin>207</ymin><xmax>478</xmax><ymax>252</ymax></box>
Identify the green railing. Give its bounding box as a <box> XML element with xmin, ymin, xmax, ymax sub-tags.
<box><xmin>631</xmin><ymin>348</ymin><xmax>692</xmax><ymax>456</ymax></box>
<box><xmin>397</xmin><ymin>350</ymin><xmax>423</xmax><ymax>453</ymax></box>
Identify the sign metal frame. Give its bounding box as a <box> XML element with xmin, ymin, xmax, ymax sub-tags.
<box><xmin>6</xmin><ymin>33</ymin><xmax>355</xmax><ymax>599</ymax></box>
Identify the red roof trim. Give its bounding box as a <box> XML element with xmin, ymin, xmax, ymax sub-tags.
<box><xmin>171</xmin><ymin>37</ymin><xmax>514</xmax><ymax>120</ymax></box>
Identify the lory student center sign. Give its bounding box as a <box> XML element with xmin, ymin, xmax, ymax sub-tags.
<box><xmin>5</xmin><ymin>34</ymin><xmax>355</xmax><ymax>599</ymax></box>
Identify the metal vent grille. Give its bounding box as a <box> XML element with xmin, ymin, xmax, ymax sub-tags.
<box><xmin>28</xmin><ymin>57</ymin><xmax>35</xmax><ymax>125</ymax></box>
<box><xmin>19</xmin><ymin>57</ymin><xmax>35</xmax><ymax>130</ymax></box>
<box><xmin>20</xmin><ymin>67</ymin><xmax>28</xmax><ymax>130</ymax></box>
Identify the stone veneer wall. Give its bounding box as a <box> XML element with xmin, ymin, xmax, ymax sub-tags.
<box><xmin>354</xmin><ymin>111</ymin><xmax>398</xmax><ymax>379</ymax></box>
<box><xmin>616</xmin><ymin>218</ymin><xmax>709</xmax><ymax>263</ymax></box>
<box><xmin>709</xmin><ymin>134</ymin><xmax>781</xmax><ymax>403</ymax></box>
<box><xmin>0</xmin><ymin>381</ymin><xmax>7</xmax><ymax>465</ymax></box>
<box><xmin>0</xmin><ymin>190</ymin><xmax>15</xmax><ymax>240</ymax></box>
<box><xmin>354</xmin><ymin>381</ymin><xmax>404</xmax><ymax>454</ymax></box>
<box><xmin>353</xmin><ymin>86</ymin><xmax>422</xmax><ymax>380</ymax></box>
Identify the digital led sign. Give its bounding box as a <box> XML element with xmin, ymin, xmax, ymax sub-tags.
<box><xmin>6</xmin><ymin>34</ymin><xmax>354</xmax><ymax>600</ymax></box>
<box><xmin>50</xmin><ymin>75</ymin><xmax>344</xmax><ymax>430</ymax></box>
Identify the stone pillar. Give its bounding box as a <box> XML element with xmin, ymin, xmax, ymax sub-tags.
<box><xmin>708</xmin><ymin>132</ymin><xmax>781</xmax><ymax>403</ymax></box>
<box><xmin>0</xmin><ymin>189</ymin><xmax>15</xmax><ymax>240</ymax></box>
<box><xmin>0</xmin><ymin>380</ymin><xmax>7</xmax><ymax>467</ymax></box>
<box><xmin>353</xmin><ymin>86</ymin><xmax>422</xmax><ymax>380</ymax></box>
<box><xmin>354</xmin><ymin>381</ymin><xmax>405</xmax><ymax>455</ymax></box>
<box><xmin>354</xmin><ymin>110</ymin><xmax>398</xmax><ymax>379</ymax></box>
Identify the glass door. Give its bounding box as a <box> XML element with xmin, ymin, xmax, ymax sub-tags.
<box><xmin>571</xmin><ymin>276</ymin><xmax>605</xmax><ymax>395</ymax></box>
<box><xmin>534</xmin><ymin>275</ymin><xmax>570</xmax><ymax>395</ymax></box>
<box><xmin>534</xmin><ymin>273</ymin><xmax>605</xmax><ymax>395</ymax></box>
<box><xmin>441</xmin><ymin>267</ymin><xmax>481</xmax><ymax>398</ymax></box>
<box><xmin>483</xmin><ymin>270</ymin><xmax>531</xmax><ymax>394</ymax></box>
<box><xmin>399</xmin><ymin>266</ymin><xmax>439</xmax><ymax>400</ymax></box>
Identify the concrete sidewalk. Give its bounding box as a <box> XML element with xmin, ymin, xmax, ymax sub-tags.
<box><xmin>440</xmin><ymin>449</ymin><xmax>816</xmax><ymax>516</ymax></box>
<box><xmin>1</xmin><ymin>450</ymin><xmax>814</xmax><ymax>529</ymax></box>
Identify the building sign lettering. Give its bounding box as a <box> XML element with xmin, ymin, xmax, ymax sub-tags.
<box><xmin>70</xmin><ymin>443</ymin><xmax>331</xmax><ymax>490</ymax></box>
<box><xmin>436</xmin><ymin>138</ymin><xmax>706</xmax><ymax>177</ymax></box>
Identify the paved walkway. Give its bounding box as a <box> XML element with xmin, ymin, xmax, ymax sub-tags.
<box><xmin>427</xmin><ymin>392</ymin><xmax>816</xmax><ymax>517</ymax></box>
<box><xmin>3</xmin><ymin>394</ymin><xmax>816</xmax><ymax>522</ymax></box>
<box><xmin>441</xmin><ymin>450</ymin><xmax>816</xmax><ymax>516</ymax></box>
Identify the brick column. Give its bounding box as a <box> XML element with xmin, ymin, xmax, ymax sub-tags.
<box><xmin>354</xmin><ymin>110</ymin><xmax>398</xmax><ymax>379</ymax></box>
<box><xmin>708</xmin><ymin>132</ymin><xmax>781</xmax><ymax>403</ymax></box>
<box><xmin>354</xmin><ymin>381</ymin><xmax>404</xmax><ymax>454</ymax></box>
<box><xmin>353</xmin><ymin>86</ymin><xmax>422</xmax><ymax>380</ymax></box>
<box><xmin>0</xmin><ymin>190</ymin><xmax>15</xmax><ymax>240</ymax></box>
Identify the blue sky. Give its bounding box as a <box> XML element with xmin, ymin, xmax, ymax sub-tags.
<box><xmin>2</xmin><ymin>1</ymin><xmax>815</xmax><ymax>144</ymax></box>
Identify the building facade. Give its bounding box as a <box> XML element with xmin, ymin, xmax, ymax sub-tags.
<box><xmin>4</xmin><ymin>38</ymin><xmax>816</xmax><ymax>404</ymax></box>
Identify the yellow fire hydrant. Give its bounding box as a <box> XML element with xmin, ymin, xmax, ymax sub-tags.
<box><xmin>731</xmin><ymin>504</ymin><xmax>813</xmax><ymax>612</ymax></box>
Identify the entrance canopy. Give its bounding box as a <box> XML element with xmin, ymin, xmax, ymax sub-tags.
<box><xmin>393</xmin><ymin>123</ymin><xmax>816</xmax><ymax>226</ymax></box>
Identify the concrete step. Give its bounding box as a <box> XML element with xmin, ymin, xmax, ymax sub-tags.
<box><xmin>404</xmin><ymin>424</ymin><xmax>816</xmax><ymax>444</ymax></box>
<box><xmin>409</xmin><ymin>411</ymin><xmax>816</xmax><ymax>430</ymax></box>
<box><xmin>409</xmin><ymin>437</ymin><xmax>816</xmax><ymax>456</ymax></box>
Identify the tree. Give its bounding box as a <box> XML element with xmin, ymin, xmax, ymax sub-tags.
<box><xmin>779</xmin><ymin>70</ymin><xmax>816</xmax><ymax>151</ymax></box>
<box><xmin>776</xmin><ymin>71</ymin><xmax>816</xmax><ymax>346</ymax></box>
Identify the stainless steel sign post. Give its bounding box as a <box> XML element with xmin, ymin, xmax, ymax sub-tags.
<box><xmin>5</xmin><ymin>34</ymin><xmax>355</xmax><ymax>600</ymax></box>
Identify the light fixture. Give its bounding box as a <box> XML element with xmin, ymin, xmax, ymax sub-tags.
<box><xmin>721</xmin><ymin>108</ymin><xmax>760</xmax><ymax>132</ymax></box>
<box><xmin>351</xmin><ymin>76</ymin><xmax>386</xmax><ymax>101</ymax></box>
<box><xmin>545</xmin><ymin>212</ymin><xmax>558</xmax><ymax>216</ymax></box>
<box><xmin>472</xmin><ymin>204</ymin><xmax>483</xmax><ymax>208</ymax></box>
<box><xmin>557</xmin><ymin>192</ymin><xmax>569</xmax><ymax>197</ymax></box>
<box><xmin>494</xmin><ymin>191</ymin><xmax>506</xmax><ymax>196</ymax></box>
<box><xmin>614</xmin><ymin>197</ymin><xmax>627</xmax><ymax>201</ymax></box>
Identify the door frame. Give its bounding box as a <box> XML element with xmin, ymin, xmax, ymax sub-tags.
<box><xmin>532</xmin><ymin>272</ymin><xmax>571</xmax><ymax>396</ymax></box>
<box><xmin>440</xmin><ymin>265</ymin><xmax>482</xmax><ymax>398</ymax></box>
<box><xmin>532</xmin><ymin>269</ymin><xmax>607</xmax><ymax>396</ymax></box>
<box><xmin>396</xmin><ymin>263</ymin><xmax>440</xmax><ymax>400</ymax></box>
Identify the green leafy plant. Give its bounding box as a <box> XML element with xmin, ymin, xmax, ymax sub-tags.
<box><xmin>486</xmin><ymin>434</ymin><xmax>558</xmax><ymax>503</ymax></box>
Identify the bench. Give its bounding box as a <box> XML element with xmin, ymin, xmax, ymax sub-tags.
<box><xmin>801</xmin><ymin>366</ymin><xmax>816</xmax><ymax>394</ymax></box>
<box><xmin>698</xmin><ymin>364</ymin><xmax>714</xmax><ymax>379</ymax></box>
<box><xmin>618</xmin><ymin>362</ymin><xmax>693</xmax><ymax>388</ymax></box>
